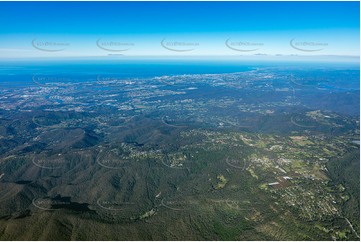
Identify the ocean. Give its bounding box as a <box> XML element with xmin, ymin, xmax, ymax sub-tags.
<box><xmin>0</xmin><ymin>58</ymin><xmax>359</xmax><ymax>88</ymax></box>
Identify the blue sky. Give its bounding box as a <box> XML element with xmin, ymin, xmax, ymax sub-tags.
<box><xmin>0</xmin><ymin>1</ymin><xmax>359</xmax><ymax>58</ymax></box>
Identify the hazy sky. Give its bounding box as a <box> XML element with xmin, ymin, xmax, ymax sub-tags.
<box><xmin>0</xmin><ymin>1</ymin><xmax>359</xmax><ymax>58</ymax></box>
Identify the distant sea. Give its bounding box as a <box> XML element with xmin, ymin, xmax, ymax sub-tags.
<box><xmin>0</xmin><ymin>59</ymin><xmax>359</xmax><ymax>87</ymax></box>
